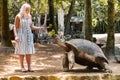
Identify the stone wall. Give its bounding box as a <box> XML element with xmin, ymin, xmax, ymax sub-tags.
<box><xmin>1</xmin><ymin>74</ymin><xmax>120</xmax><ymax>80</ymax></box>
<box><xmin>93</xmin><ymin>33</ymin><xmax>120</xmax><ymax>44</ymax></box>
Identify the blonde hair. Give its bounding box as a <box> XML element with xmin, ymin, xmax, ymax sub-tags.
<box><xmin>19</xmin><ymin>3</ymin><xmax>31</xmax><ymax>15</ymax></box>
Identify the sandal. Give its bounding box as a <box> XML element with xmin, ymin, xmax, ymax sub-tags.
<box><xmin>21</xmin><ymin>68</ymin><xmax>27</xmax><ymax>72</ymax></box>
<box><xmin>28</xmin><ymin>69</ymin><xmax>34</xmax><ymax>72</ymax></box>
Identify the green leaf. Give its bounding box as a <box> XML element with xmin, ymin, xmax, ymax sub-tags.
<box><xmin>100</xmin><ymin>0</ymin><xmax>107</xmax><ymax>3</ymax></box>
<box><xmin>49</xmin><ymin>29</ymin><xmax>55</xmax><ymax>37</ymax></box>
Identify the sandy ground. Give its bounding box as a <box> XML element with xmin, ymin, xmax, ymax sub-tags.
<box><xmin>0</xmin><ymin>43</ymin><xmax>120</xmax><ymax>77</ymax></box>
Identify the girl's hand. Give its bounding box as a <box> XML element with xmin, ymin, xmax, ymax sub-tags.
<box><xmin>15</xmin><ymin>36</ymin><xmax>19</xmax><ymax>42</ymax></box>
<box><xmin>39</xmin><ymin>27</ymin><xmax>46</xmax><ymax>31</ymax></box>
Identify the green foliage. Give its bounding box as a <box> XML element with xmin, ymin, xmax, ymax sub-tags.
<box><xmin>48</xmin><ymin>29</ymin><xmax>55</xmax><ymax>37</ymax></box>
<box><xmin>48</xmin><ymin>24</ymin><xmax>53</xmax><ymax>28</ymax></box>
<box><xmin>8</xmin><ymin>0</ymin><xmax>71</xmax><ymax>24</ymax></box>
<box><xmin>7</xmin><ymin>0</ymin><xmax>120</xmax><ymax>33</ymax></box>
<box><xmin>74</xmin><ymin>0</ymin><xmax>84</xmax><ymax>16</ymax></box>
<box><xmin>39</xmin><ymin>0</ymin><xmax>48</xmax><ymax>14</ymax></box>
<box><xmin>54</xmin><ymin>1</ymin><xmax>70</xmax><ymax>14</ymax></box>
<box><xmin>8</xmin><ymin>0</ymin><xmax>19</xmax><ymax>23</ymax></box>
<box><xmin>92</xmin><ymin>18</ymin><xmax>98</xmax><ymax>27</ymax></box>
<box><xmin>92</xmin><ymin>1</ymin><xmax>108</xmax><ymax>21</ymax></box>
<box><xmin>99</xmin><ymin>0</ymin><xmax>107</xmax><ymax>3</ymax></box>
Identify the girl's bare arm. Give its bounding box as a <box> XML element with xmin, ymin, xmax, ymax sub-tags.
<box><xmin>30</xmin><ymin>15</ymin><xmax>46</xmax><ymax>30</ymax></box>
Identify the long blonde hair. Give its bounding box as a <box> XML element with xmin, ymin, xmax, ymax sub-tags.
<box><xmin>19</xmin><ymin>3</ymin><xmax>31</xmax><ymax>16</ymax></box>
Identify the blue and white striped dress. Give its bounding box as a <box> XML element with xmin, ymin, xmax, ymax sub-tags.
<box><xmin>15</xmin><ymin>17</ymin><xmax>35</xmax><ymax>54</ymax></box>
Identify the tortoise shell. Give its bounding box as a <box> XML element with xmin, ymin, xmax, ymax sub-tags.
<box><xmin>65</xmin><ymin>39</ymin><xmax>109</xmax><ymax>67</ymax></box>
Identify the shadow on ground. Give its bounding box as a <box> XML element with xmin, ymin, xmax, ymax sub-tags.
<box><xmin>0</xmin><ymin>43</ymin><xmax>120</xmax><ymax>77</ymax></box>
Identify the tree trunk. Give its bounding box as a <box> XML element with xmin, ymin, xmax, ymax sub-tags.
<box><xmin>105</xmin><ymin>0</ymin><xmax>115</xmax><ymax>60</ymax></box>
<box><xmin>48</xmin><ymin>0</ymin><xmax>57</xmax><ymax>33</ymax></box>
<box><xmin>0</xmin><ymin>0</ymin><xmax>2</xmax><ymax>41</ymax></box>
<box><xmin>1</xmin><ymin>0</ymin><xmax>13</xmax><ymax>48</ymax></box>
<box><xmin>64</xmin><ymin>0</ymin><xmax>75</xmax><ymax>35</ymax></box>
<box><xmin>84</xmin><ymin>0</ymin><xmax>92</xmax><ymax>41</ymax></box>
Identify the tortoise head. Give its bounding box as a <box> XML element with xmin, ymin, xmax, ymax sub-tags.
<box><xmin>53</xmin><ymin>34</ymin><xmax>69</xmax><ymax>51</ymax></box>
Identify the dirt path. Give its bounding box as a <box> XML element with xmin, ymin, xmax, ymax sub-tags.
<box><xmin>0</xmin><ymin>43</ymin><xmax>120</xmax><ymax>77</ymax></box>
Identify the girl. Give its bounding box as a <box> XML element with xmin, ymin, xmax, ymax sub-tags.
<box><xmin>14</xmin><ymin>3</ymin><xmax>45</xmax><ymax>72</ymax></box>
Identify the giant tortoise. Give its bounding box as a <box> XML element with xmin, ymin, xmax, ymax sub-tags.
<box><xmin>53</xmin><ymin>34</ymin><xmax>112</xmax><ymax>73</ymax></box>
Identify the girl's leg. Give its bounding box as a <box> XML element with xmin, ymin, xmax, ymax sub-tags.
<box><xmin>26</xmin><ymin>54</ymin><xmax>33</xmax><ymax>71</ymax></box>
<box><xmin>19</xmin><ymin>54</ymin><xmax>26</xmax><ymax>71</ymax></box>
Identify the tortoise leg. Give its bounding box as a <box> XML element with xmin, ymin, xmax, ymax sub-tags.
<box><xmin>68</xmin><ymin>51</ymin><xmax>75</xmax><ymax>69</ymax></box>
<box><xmin>85</xmin><ymin>66</ymin><xmax>93</xmax><ymax>71</ymax></box>
<box><xmin>62</xmin><ymin>52</ymin><xmax>69</xmax><ymax>71</ymax></box>
<box><xmin>99</xmin><ymin>62</ymin><xmax>112</xmax><ymax>73</ymax></box>
<box><xmin>97</xmin><ymin>66</ymin><xmax>103</xmax><ymax>71</ymax></box>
